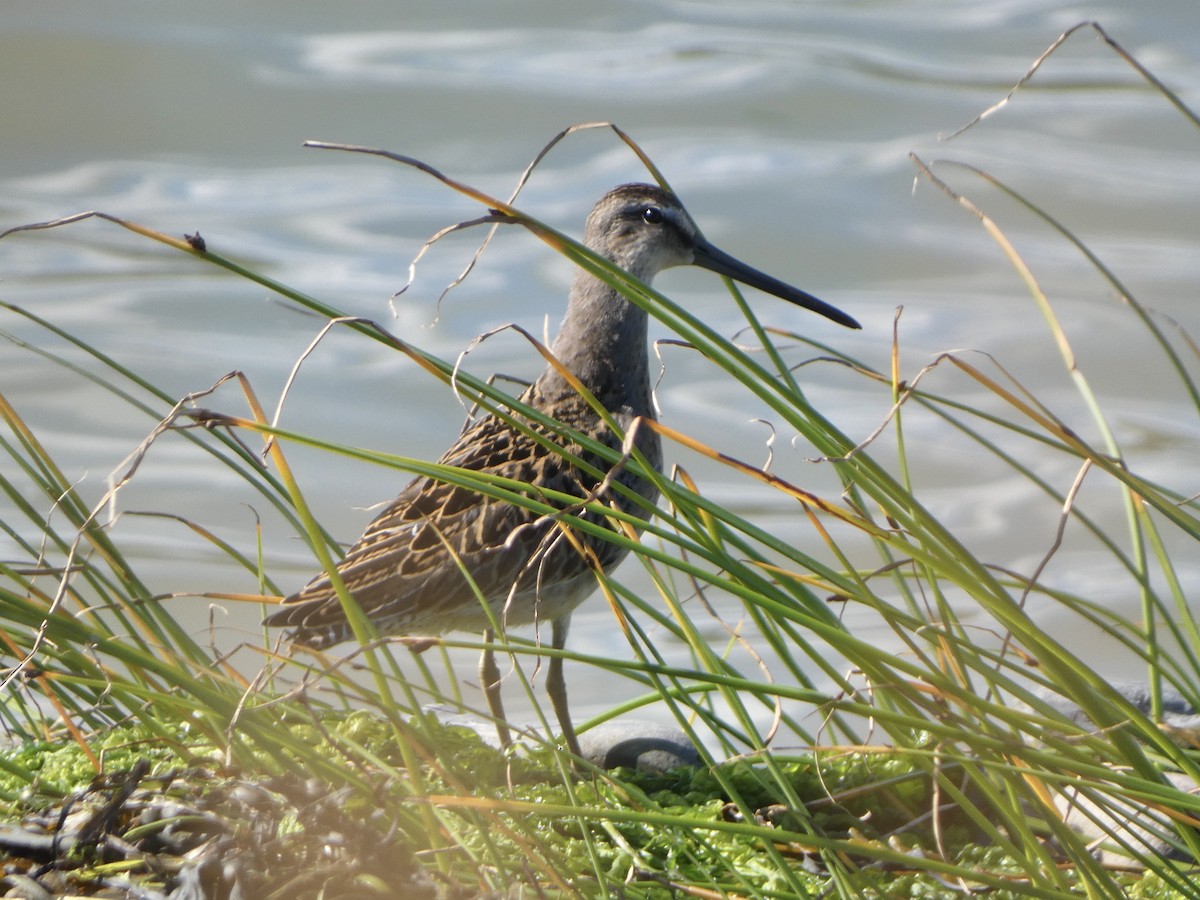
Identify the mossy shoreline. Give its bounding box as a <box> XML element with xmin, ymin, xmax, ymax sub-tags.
<box><xmin>0</xmin><ymin>715</ymin><xmax>1186</xmax><ymax>899</ymax></box>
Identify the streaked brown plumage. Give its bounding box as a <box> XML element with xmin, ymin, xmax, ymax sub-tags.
<box><xmin>265</xmin><ymin>183</ymin><xmax>859</xmax><ymax>755</ymax></box>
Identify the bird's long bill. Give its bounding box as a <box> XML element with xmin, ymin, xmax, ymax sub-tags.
<box><xmin>691</xmin><ymin>238</ymin><xmax>861</xmax><ymax>330</ymax></box>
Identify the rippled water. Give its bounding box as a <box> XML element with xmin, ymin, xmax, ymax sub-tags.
<box><xmin>3</xmin><ymin>2</ymin><xmax>1199</xmax><ymax>738</ymax></box>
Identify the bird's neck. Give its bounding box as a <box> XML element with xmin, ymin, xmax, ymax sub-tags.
<box><xmin>534</xmin><ymin>270</ymin><xmax>651</xmax><ymax>414</ymax></box>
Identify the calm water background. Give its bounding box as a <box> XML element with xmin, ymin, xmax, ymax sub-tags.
<box><xmin>3</xmin><ymin>2</ymin><xmax>1199</xmax><ymax>743</ymax></box>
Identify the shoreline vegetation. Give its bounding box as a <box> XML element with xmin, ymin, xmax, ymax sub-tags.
<box><xmin>1</xmin><ymin>23</ymin><xmax>1199</xmax><ymax>898</ymax></box>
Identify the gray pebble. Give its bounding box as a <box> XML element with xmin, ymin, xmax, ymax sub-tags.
<box><xmin>577</xmin><ymin>719</ymin><xmax>699</xmax><ymax>773</ymax></box>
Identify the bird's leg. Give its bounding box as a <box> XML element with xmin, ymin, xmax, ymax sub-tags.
<box><xmin>547</xmin><ymin>614</ymin><xmax>581</xmax><ymax>757</ymax></box>
<box><xmin>479</xmin><ymin>628</ymin><xmax>511</xmax><ymax>749</ymax></box>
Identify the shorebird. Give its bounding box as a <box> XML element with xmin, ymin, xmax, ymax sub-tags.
<box><xmin>265</xmin><ymin>183</ymin><xmax>859</xmax><ymax>755</ymax></box>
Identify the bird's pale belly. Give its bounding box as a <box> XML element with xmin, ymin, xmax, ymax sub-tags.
<box><xmin>396</xmin><ymin>567</ymin><xmax>601</xmax><ymax>636</ymax></box>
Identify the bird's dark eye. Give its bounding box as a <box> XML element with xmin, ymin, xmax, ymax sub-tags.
<box><xmin>641</xmin><ymin>206</ymin><xmax>663</xmax><ymax>224</ymax></box>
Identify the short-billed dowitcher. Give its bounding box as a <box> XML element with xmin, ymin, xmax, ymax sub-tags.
<box><xmin>266</xmin><ymin>183</ymin><xmax>859</xmax><ymax>755</ymax></box>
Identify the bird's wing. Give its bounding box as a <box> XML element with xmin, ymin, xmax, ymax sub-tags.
<box><xmin>264</xmin><ymin>410</ymin><xmax>596</xmax><ymax>647</ymax></box>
